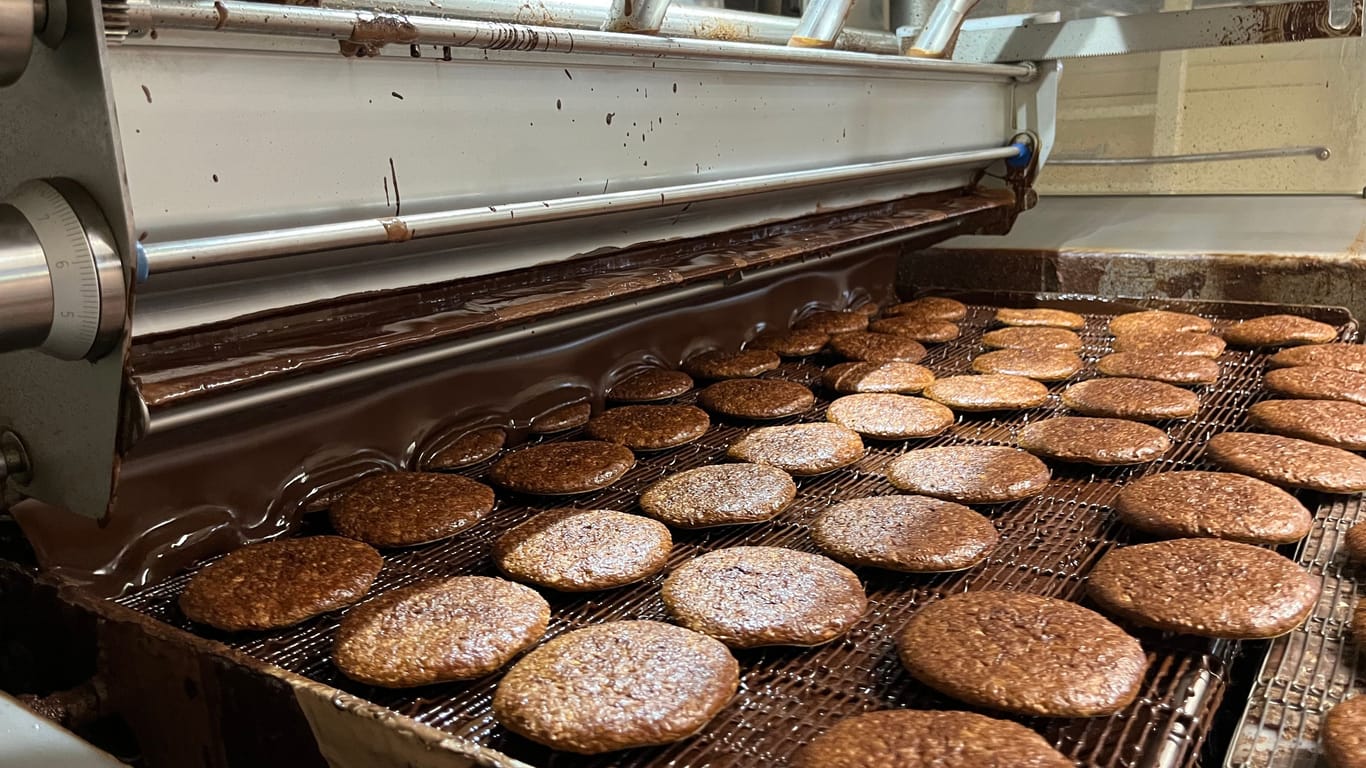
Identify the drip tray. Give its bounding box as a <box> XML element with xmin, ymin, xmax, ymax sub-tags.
<box><xmin>115</xmin><ymin>294</ymin><xmax>1363</xmax><ymax>768</ymax></box>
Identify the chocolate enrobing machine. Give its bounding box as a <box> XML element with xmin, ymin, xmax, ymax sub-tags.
<box><xmin>0</xmin><ymin>0</ymin><xmax>1361</xmax><ymax>765</ymax></box>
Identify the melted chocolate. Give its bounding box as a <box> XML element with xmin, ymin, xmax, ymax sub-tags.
<box><xmin>14</xmin><ymin>254</ymin><xmax>900</xmax><ymax>596</ymax></box>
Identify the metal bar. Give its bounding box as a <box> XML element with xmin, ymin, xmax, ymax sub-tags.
<box><xmin>952</xmin><ymin>0</ymin><xmax>1362</xmax><ymax>62</ymax></box>
<box><xmin>317</xmin><ymin>0</ymin><xmax>900</xmax><ymax>53</ymax></box>
<box><xmin>1048</xmin><ymin>146</ymin><xmax>1332</xmax><ymax>166</ymax></box>
<box><xmin>141</xmin><ymin>144</ymin><xmax>1021</xmax><ymax>275</ymax></box>
<box><xmin>125</xmin><ymin>0</ymin><xmax>1033</xmax><ymax>79</ymax></box>
<box><xmin>789</xmin><ymin>0</ymin><xmax>856</xmax><ymax>48</ymax></box>
<box><xmin>146</xmin><ymin>222</ymin><xmax>962</xmax><ymax>434</ymax></box>
<box><xmin>906</xmin><ymin>0</ymin><xmax>977</xmax><ymax>58</ymax></box>
<box><xmin>602</xmin><ymin>0</ymin><xmax>671</xmax><ymax>34</ymax></box>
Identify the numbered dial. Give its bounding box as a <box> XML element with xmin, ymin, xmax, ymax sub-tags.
<box><xmin>0</xmin><ymin>180</ymin><xmax>124</xmax><ymax>360</ymax></box>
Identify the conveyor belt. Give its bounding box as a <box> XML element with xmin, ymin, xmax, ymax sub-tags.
<box><xmin>116</xmin><ymin>294</ymin><xmax>1361</xmax><ymax>768</ymax></box>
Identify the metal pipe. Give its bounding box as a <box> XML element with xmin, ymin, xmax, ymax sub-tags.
<box><xmin>126</xmin><ymin>1</ymin><xmax>1034</xmax><ymax>80</ymax></box>
<box><xmin>602</xmin><ymin>0</ymin><xmax>672</xmax><ymax>34</ymax></box>
<box><xmin>318</xmin><ymin>0</ymin><xmax>901</xmax><ymax>53</ymax></box>
<box><xmin>789</xmin><ymin>0</ymin><xmax>856</xmax><ymax>48</ymax></box>
<box><xmin>147</xmin><ymin>222</ymin><xmax>961</xmax><ymax>434</ymax></box>
<box><xmin>906</xmin><ymin>0</ymin><xmax>978</xmax><ymax>58</ymax></box>
<box><xmin>142</xmin><ymin>144</ymin><xmax>1021</xmax><ymax>275</ymax></box>
<box><xmin>1048</xmin><ymin>146</ymin><xmax>1332</xmax><ymax>166</ymax></box>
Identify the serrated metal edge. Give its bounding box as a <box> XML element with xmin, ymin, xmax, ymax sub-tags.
<box><xmin>102</xmin><ymin>0</ymin><xmax>129</xmax><ymax>42</ymax></box>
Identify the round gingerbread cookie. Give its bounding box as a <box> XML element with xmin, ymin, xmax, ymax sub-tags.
<box><xmin>1108</xmin><ymin>310</ymin><xmax>1212</xmax><ymax>336</ymax></box>
<box><xmin>868</xmin><ymin>316</ymin><xmax>961</xmax><ymax>343</ymax></box>
<box><xmin>825</xmin><ymin>394</ymin><xmax>955</xmax><ymax>440</ymax></box>
<box><xmin>745</xmin><ymin>328</ymin><xmax>830</xmax><ymax>357</ymax></box>
<box><xmin>793</xmin><ymin>309</ymin><xmax>869</xmax><ymax>334</ymax></box>
<box><xmin>1269</xmin><ymin>343</ymin><xmax>1366</xmax><ymax>373</ymax></box>
<box><xmin>1017</xmin><ymin>417</ymin><xmax>1170</xmax><ymax>466</ymax></box>
<box><xmin>884</xmin><ymin>296</ymin><xmax>968</xmax><ymax>321</ymax></box>
<box><xmin>489</xmin><ymin>441</ymin><xmax>636</xmax><ymax>495</ymax></box>
<box><xmin>331</xmin><ymin>471</ymin><xmax>495</xmax><ymax>548</ymax></box>
<box><xmin>683</xmin><ymin>349</ymin><xmax>781</xmax><ymax>379</ymax></box>
<box><xmin>1114</xmin><ymin>471</ymin><xmax>1311</xmax><ymax>544</ymax></box>
<box><xmin>812</xmin><ymin>495</ymin><xmax>998</xmax><ymax>572</ymax></box>
<box><xmin>1112</xmin><ymin>331</ymin><xmax>1225</xmax><ymax>359</ymax></box>
<box><xmin>981</xmin><ymin>327</ymin><xmax>1083</xmax><ymax>351</ymax></box>
<box><xmin>584</xmin><ymin>404</ymin><xmax>711</xmax><ymax>450</ymax></box>
<box><xmin>1096</xmin><ymin>352</ymin><xmax>1219</xmax><ymax>385</ymax></box>
<box><xmin>923</xmin><ymin>374</ymin><xmax>1050</xmax><ymax>412</ymax></box>
<box><xmin>638</xmin><ymin>463</ymin><xmax>796</xmax><ymax>529</ymax></box>
<box><xmin>1204</xmin><ymin>432</ymin><xmax>1366</xmax><ymax>493</ymax></box>
<box><xmin>994</xmin><ymin>308</ymin><xmax>1086</xmax><ymax>330</ymax></box>
<box><xmin>494</xmin><ymin>508</ymin><xmax>672</xmax><ymax>590</ymax></box>
<box><xmin>1264</xmin><ymin>365</ymin><xmax>1366</xmax><ymax>406</ymax></box>
<box><xmin>726</xmin><ymin>423</ymin><xmax>865</xmax><ymax>475</ymax></box>
<box><xmin>422</xmin><ymin>427</ymin><xmax>506</xmax><ymax>470</ymax></box>
<box><xmin>886</xmin><ymin>446</ymin><xmax>1050</xmax><ymax>504</ymax></box>
<box><xmin>829</xmin><ymin>331</ymin><xmax>928</xmax><ymax>364</ymax></box>
<box><xmin>1060</xmin><ymin>378</ymin><xmax>1200</xmax><ymax>421</ymax></box>
<box><xmin>793</xmin><ymin>710</ymin><xmax>1071</xmax><ymax>768</ymax></box>
<box><xmin>970</xmin><ymin>349</ymin><xmax>1084</xmax><ymax>381</ymax></box>
<box><xmin>1222</xmin><ymin>314</ymin><xmax>1337</xmax><ymax>348</ymax></box>
<box><xmin>823</xmin><ymin>362</ymin><xmax>936</xmax><ymax>394</ymax></box>
<box><xmin>607</xmin><ymin>369</ymin><xmax>694</xmax><ymax>403</ymax></box>
<box><xmin>698</xmin><ymin>378</ymin><xmax>815</xmax><ymax>420</ymax></box>
<box><xmin>1248</xmin><ymin>399</ymin><xmax>1366</xmax><ymax>451</ymax></box>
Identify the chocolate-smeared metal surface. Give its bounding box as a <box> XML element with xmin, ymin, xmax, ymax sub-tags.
<box><xmin>897</xmin><ymin>591</ymin><xmax>1148</xmax><ymax>718</ymax></box>
<box><xmin>109</xmin><ymin>294</ymin><xmax>1364</xmax><ymax>768</ymax></box>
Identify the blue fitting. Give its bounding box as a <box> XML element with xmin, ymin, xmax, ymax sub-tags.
<box><xmin>1006</xmin><ymin>141</ymin><xmax>1033</xmax><ymax>169</ymax></box>
<box><xmin>135</xmin><ymin>241</ymin><xmax>149</xmax><ymax>284</ymax></box>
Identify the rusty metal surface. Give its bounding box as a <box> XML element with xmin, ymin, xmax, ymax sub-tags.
<box><xmin>112</xmin><ymin>294</ymin><xmax>1357</xmax><ymax>768</ymax></box>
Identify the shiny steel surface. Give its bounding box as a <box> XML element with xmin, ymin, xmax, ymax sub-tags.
<box><xmin>141</xmin><ymin>145</ymin><xmax>1019</xmax><ymax>275</ymax></box>
<box><xmin>0</xmin><ymin>204</ymin><xmax>53</xmax><ymax>351</ymax></box>
<box><xmin>1049</xmin><ymin>146</ymin><xmax>1332</xmax><ymax>166</ymax></box>
<box><xmin>602</xmin><ymin>0</ymin><xmax>672</xmax><ymax>33</ymax></box>
<box><xmin>906</xmin><ymin>0</ymin><xmax>976</xmax><ymax>57</ymax></box>
<box><xmin>0</xmin><ymin>0</ymin><xmax>34</xmax><ymax>85</ymax></box>
<box><xmin>788</xmin><ymin>0</ymin><xmax>856</xmax><ymax>47</ymax></box>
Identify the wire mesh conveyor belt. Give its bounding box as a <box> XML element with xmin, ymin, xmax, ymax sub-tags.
<box><xmin>116</xmin><ymin>294</ymin><xmax>1365</xmax><ymax>768</ymax></box>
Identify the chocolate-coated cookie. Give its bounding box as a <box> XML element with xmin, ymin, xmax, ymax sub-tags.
<box><xmin>970</xmin><ymin>349</ymin><xmax>1084</xmax><ymax>381</ymax></box>
<box><xmin>333</xmin><ymin>576</ymin><xmax>548</xmax><ymax>687</ymax></box>
<box><xmin>489</xmin><ymin>441</ymin><xmax>636</xmax><ymax>495</ymax></box>
<box><xmin>1248</xmin><ymin>399</ymin><xmax>1366</xmax><ymax>451</ymax></box>
<box><xmin>1088</xmin><ymin>538</ymin><xmax>1318</xmax><ymax>638</ymax></box>
<box><xmin>923</xmin><ymin>374</ymin><xmax>1050</xmax><ymax>412</ymax></box>
<box><xmin>638</xmin><ymin>463</ymin><xmax>796</xmax><ymax>529</ymax></box>
<box><xmin>1264</xmin><ymin>365</ymin><xmax>1366</xmax><ymax>406</ymax></box>
<box><xmin>1096</xmin><ymin>352</ymin><xmax>1219</xmax><ymax>385</ymax></box>
<box><xmin>745</xmin><ymin>328</ymin><xmax>830</xmax><ymax>357</ymax></box>
<box><xmin>530</xmin><ymin>401</ymin><xmax>591</xmax><ymax>434</ymax></box>
<box><xmin>1222</xmin><ymin>314</ymin><xmax>1337</xmax><ymax>348</ymax></box>
<box><xmin>683</xmin><ymin>349</ymin><xmax>781</xmax><ymax>379</ymax></box>
<box><xmin>698</xmin><ymin>378</ymin><xmax>815</xmax><ymax>420</ymax></box>
<box><xmin>423</xmin><ymin>427</ymin><xmax>506</xmax><ymax>470</ymax></box>
<box><xmin>1108</xmin><ymin>310</ymin><xmax>1212</xmax><ymax>336</ymax></box>
<box><xmin>1269</xmin><ymin>343</ymin><xmax>1366</xmax><ymax>373</ymax></box>
<box><xmin>884</xmin><ymin>296</ymin><xmax>968</xmax><ymax>321</ymax></box>
<box><xmin>494</xmin><ymin>509</ymin><xmax>672</xmax><ymax>590</ymax></box>
<box><xmin>584</xmin><ymin>404</ymin><xmax>711</xmax><ymax>450</ymax></box>
<box><xmin>868</xmin><ymin>316</ymin><xmax>961</xmax><ymax>342</ymax></box>
<box><xmin>1114</xmin><ymin>471</ymin><xmax>1311</xmax><ymax>544</ymax></box>
<box><xmin>981</xmin><ymin>327</ymin><xmax>1083</xmax><ymax>351</ymax></box>
<box><xmin>829</xmin><ymin>331</ymin><xmax>928</xmax><ymax>363</ymax></box>
<box><xmin>793</xmin><ymin>710</ymin><xmax>1072</xmax><ymax>768</ymax></box>
<box><xmin>726</xmin><ymin>423</ymin><xmax>865</xmax><ymax>475</ymax></box>
<box><xmin>812</xmin><ymin>495</ymin><xmax>998</xmax><ymax>572</ymax></box>
<box><xmin>995</xmin><ymin>308</ymin><xmax>1086</xmax><ymax>330</ymax></box>
<box><xmin>823</xmin><ymin>361</ymin><xmax>935</xmax><ymax>394</ymax></box>
<box><xmin>1018</xmin><ymin>417</ymin><xmax>1170</xmax><ymax>465</ymax></box>
<box><xmin>1348</xmin><ymin>522</ymin><xmax>1366</xmax><ymax>561</ymax></box>
<box><xmin>825</xmin><ymin>394</ymin><xmax>955</xmax><ymax>440</ymax></box>
<box><xmin>897</xmin><ymin>591</ymin><xmax>1148</xmax><ymax>717</ymax></box>
<box><xmin>1323</xmin><ymin>696</ymin><xmax>1366</xmax><ymax>768</ymax></box>
<box><xmin>1205</xmin><ymin>432</ymin><xmax>1366</xmax><ymax>493</ymax></box>
<box><xmin>1112</xmin><ymin>331</ymin><xmax>1225</xmax><ymax>359</ymax></box>
<box><xmin>493</xmin><ymin>621</ymin><xmax>738</xmax><ymax>754</ymax></box>
<box><xmin>886</xmin><ymin>446</ymin><xmax>1050</xmax><ymax>504</ymax></box>
<box><xmin>662</xmin><ymin>546</ymin><xmax>866</xmax><ymax>648</ymax></box>
<box><xmin>607</xmin><ymin>369</ymin><xmax>694</xmax><ymax>403</ymax></box>
<box><xmin>179</xmin><ymin>536</ymin><xmax>382</xmax><ymax>632</ymax></box>
<box><xmin>793</xmin><ymin>309</ymin><xmax>869</xmax><ymax>334</ymax></box>
<box><xmin>1061</xmin><ymin>378</ymin><xmax>1200</xmax><ymax>421</ymax></box>
<box><xmin>332</xmin><ymin>471</ymin><xmax>495</xmax><ymax>547</ymax></box>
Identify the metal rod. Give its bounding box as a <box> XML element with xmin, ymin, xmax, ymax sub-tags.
<box><xmin>602</xmin><ymin>0</ymin><xmax>672</xmax><ymax>34</ymax></box>
<box><xmin>789</xmin><ymin>0</ymin><xmax>856</xmax><ymax>48</ymax></box>
<box><xmin>906</xmin><ymin>0</ymin><xmax>978</xmax><ymax>58</ymax></box>
<box><xmin>126</xmin><ymin>0</ymin><xmax>1033</xmax><ymax>79</ymax></box>
<box><xmin>146</xmin><ymin>222</ymin><xmax>962</xmax><ymax>434</ymax></box>
<box><xmin>1048</xmin><ymin>146</ymin><xmax>1332</xmax><ymax>166</ymax></box>
<box><xmin>319</xmin><ymin>0</ymin><xmax>900</xmax><ymax>52</ymax></box>
<box><xmin>142</xmin><ymin>146</ymin><xmax>1021</xmax><ymax>274</ymax></box>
